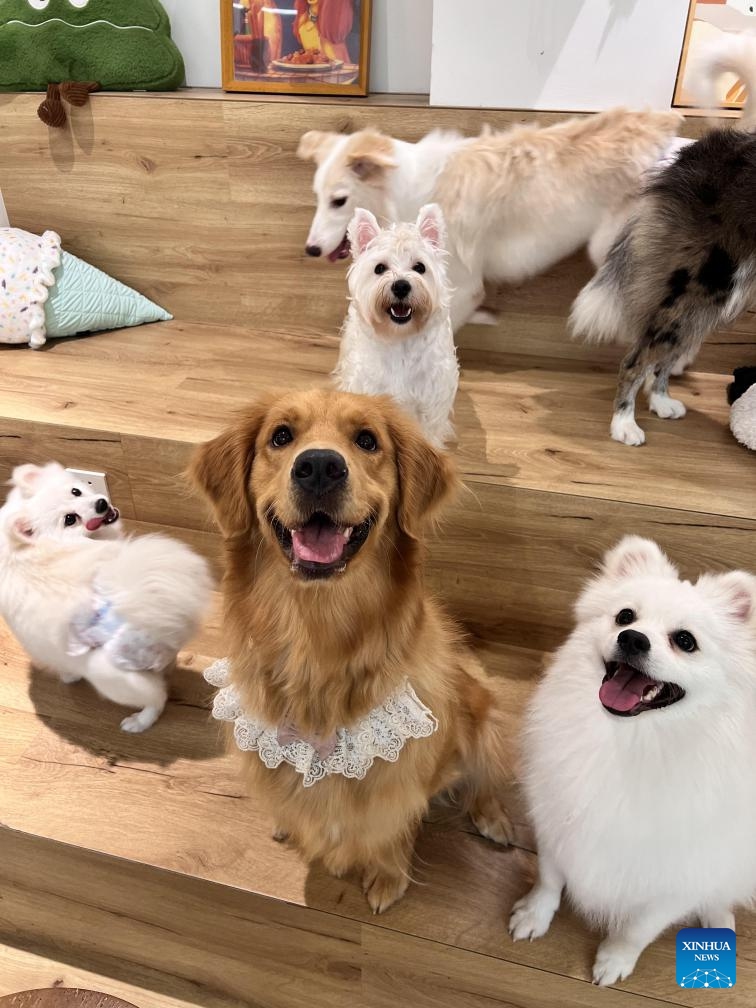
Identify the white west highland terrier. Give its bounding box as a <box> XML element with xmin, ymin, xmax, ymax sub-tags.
<box><xmin>334</xmin><ymin>203</ymin><xmax>459</xmax><ymax>448</ymax></box>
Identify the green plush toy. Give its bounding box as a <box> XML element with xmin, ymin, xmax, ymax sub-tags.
<box><xmin>0</xmin><ymin>0</ymin><xmax>185</xmax><ymax>126</ymax></box>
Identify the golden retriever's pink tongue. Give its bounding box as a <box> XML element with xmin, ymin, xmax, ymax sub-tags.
<box><xmin>599</xmin><ymin>665</ymin><xmax>657</xmax><ymax>713</ymax></box>
<box><xmin>292</xmin><ymin>524</ymin><xmax>348</xmax><ymax>564</ymax></box>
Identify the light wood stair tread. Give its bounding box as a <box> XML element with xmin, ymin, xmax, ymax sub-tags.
<box><xmin>0</xmin><ymin>322</ymin><xmax>752</xmax><ymax>522</ymax></box>
<box><xmin>2</xmin><ymin>613</ymin><xmax>755</xmax><ymax>1005</ymax></box>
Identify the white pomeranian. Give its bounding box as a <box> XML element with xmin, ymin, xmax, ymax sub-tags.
<box><xmin>6</xmin><ymin>462</ymin><xmax>122</xmax><ymax>539</ymax></box>
<box><xmin>334</xmin><ymin>204</ymin><xmax>458</xmax><ymax>447</ymax></box>
<box><xmin>0</xmin><ymin>467</ymin><xmax>213</xmax><ymax>732</ymax></box>
<box><xmin>510</xmin><ymin>536</ymin><xmax>756</xmax><ymax>986</ymax></box>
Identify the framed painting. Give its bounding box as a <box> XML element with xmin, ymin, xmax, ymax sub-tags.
<box><xmin>221</xmin><ymin>0</ymin><xmax>372</xmax><ymax>96</ymax></box>
<box><xmin>675</xmin><ymin>1</ymin><xmax>756</xmax><ymax>111</ymax></box>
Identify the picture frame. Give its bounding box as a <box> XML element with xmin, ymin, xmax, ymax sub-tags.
<box><xmin>220</xmin><ymin>0</ymin><xmax>372</xmax><ymax>96</ymax></box>
<box><xmin>674</xmin><ymin>1</ymin><xmax>754</xmax><ymax>112</ymax></box>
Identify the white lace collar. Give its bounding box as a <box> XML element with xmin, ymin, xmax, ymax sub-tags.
<box><xmin>204</xmin><ymin>658</ymin><xmax>438</xmax><ymax>788</ymax></box>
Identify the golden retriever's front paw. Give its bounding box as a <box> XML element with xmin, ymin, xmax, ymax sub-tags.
<box><xmin>471</xmin><ymin>797</ymin><xmax>514</xmax><ymax>846</ymax></box>
<box><xmin>362</xmin><ymin>867</ymin><xmax>409</xmax><ymax>915</ymax></box>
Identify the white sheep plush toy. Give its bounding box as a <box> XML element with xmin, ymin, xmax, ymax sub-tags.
<box><xmin>728</xmin><ymin>367</ymin><xmax>756</xmax><ymax>451</ymax></box>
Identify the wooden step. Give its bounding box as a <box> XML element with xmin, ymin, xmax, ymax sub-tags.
<box><xmin>0</xmin><ymin>322</ymin><xmax>753</xmax><ymax>651</ymax></box>
<box><xmin>2</xmin><ymin>613</ymin><xmax>755</xmax><ymax>1007</ymax></box>
<box><xmin>0</xmin><ymin>92</ymin><xmax>750</xmax><ymax>372</ymax></box>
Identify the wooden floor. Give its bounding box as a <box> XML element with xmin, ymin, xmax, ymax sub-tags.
<box><xmin>0</xmin><ymin>320</ymin><xmax>754</xmax><ymax>1005</ymax></box>
<box><xmin>1</xmin><ymin>91</ymin><xmax>755</xmax><ymax>1005</ymax></box>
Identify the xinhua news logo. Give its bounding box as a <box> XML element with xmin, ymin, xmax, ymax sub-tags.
<box><xmin>676</xmin><ymin>928</ymin><xmax>736</xmax><ymax>989</ymax></box>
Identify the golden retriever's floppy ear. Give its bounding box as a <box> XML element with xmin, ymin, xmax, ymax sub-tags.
<box><xmin>190</xmin><ymin>398</ymin><xmax>273</xmax><ymax>537</ymax></box>
<box><xmin>297</xmin><ymin>130</ymin><xmax>340</xmax><ymax>165</ymax></box>
<box><xmin>346</xmin><ymin>130</ymin><xmax>398</xmax><ymax>183</ymax></box>
<box><xmin>388</xmin><ymin>408</ymin><xmax>460</xmax><ymax>539</ymax></box>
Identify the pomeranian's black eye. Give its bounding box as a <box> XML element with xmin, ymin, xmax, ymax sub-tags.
<box><xmin>271</xmin><ymin>426</ymin><xmax>294</xmax><ymax>448</ymax></box>
<box><xmin>71</xmin><ymin>487</ymin><xmax>82</xmax><ymax>497</ymax></box>
<box><xmin>412</xmin><ymin>262</ymin><xmax>426</xmax><ymax>274</ymax></box>
<box><xmin>64</xmin><ymin>513</ymin><xmax>78</xmax><ymax>527</ymax></box>
<box><xmin>673</xmin><ymin>630</ymin><xmax>698</xmax><ymax>653</ymax></box>
<box><xmin>355</xmin><ymin>429</ymin><xmax>378</xmax><ymax>452</ymax></box>
<box><xmin>331</xmin><ymin>196</ymin><xmax>347</xmax><ymax>208</ymax></box>
<box><xmin>616</xmin><ymin>608</ymin><xmax>636</xmax><ymax>626</ymax></box>
<box><xmin>374</xmin><ymin>263</ymin><xmax>387</xmax><ymax>275</ymax></box>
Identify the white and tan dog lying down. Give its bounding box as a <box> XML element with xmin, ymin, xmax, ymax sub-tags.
<box><xmin>298</xmin><ymin>108</ymin><xmax>683</xmax><ymax>331</ymax></box>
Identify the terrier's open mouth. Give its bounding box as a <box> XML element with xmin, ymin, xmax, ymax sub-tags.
<box><xmin>270</xmin><ymin>510</ymin><xmax>373</xmax><ymax>580</ymax></box>
<box><xmin>328</xmin><ymin>234</ymin><xmax>351</xmax><ymax>262</ymax></box>
<box><xmin>600</xmin><ymin>660</ymin><xmax>685</xmax><ymax>717</ymax></box>
<box><xmin>85</xmin><ymin>507</ymin><xmax>120</xmax><ymax>532</ymax></box>
<box><xmin>388</xmin><ymin>303</ymin><xmax>413</xmax><ymax>325</ymax></box>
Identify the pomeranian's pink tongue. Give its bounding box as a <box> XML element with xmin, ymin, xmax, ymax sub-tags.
<box><xmin>291</xmin><ymin>523</ymin><xmax>349</xmax><ymax>564</ymax></box>
<box><xmin>85</xmin><ymin>516</ymin><xmax>104</xmax><ymax>531</ymax></box>
<box><xmin>599</xmin><ymin>665</ymin><xmax>658</xmax><ymax>713</ymax></box>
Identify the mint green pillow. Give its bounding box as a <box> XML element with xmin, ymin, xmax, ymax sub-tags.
<box><xmin>0</xmin><ymin>227</ymin><xmax>171</xmax><ymax>348</ymax></box>
<box><xmin>46</xmin><ymin>250</ymin><xmax>171</xmax><ymax>339</ymax></box>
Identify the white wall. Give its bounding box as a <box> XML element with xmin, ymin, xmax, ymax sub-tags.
<box><xmin>162</xmin><ymin>0</ymin><xmax>432</xmax><ymax>94</ymax></box>
<box><xmin>161</xmin><ymin>0</ymin><xmax>222</xmax><ymax>88</ymax></box>
<box><xmin>430</xmin><ymin>0</ymin><xmax>690</xmax><ymax>110</ymax></box>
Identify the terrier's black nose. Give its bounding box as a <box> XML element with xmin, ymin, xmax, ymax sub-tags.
<box><xmin>391</xmin><ymin>279</ymin><xmax>412</xmax><ymax>299</ymax></box>
<box><xmin>95</xmin><ymin>498</ymin><xmax>109</xmax><ymax>514</ymax></box>
<box><xmin>292</xmin><ymin>450</ymin><xmax>348</xmax><ymax>496</ymax></box>
<box><xmin>305</xmin><ymin>244</ymin><xmax>322</xmax><ymax>258</ymax></box>
<box><xmin>618</xmin><ymin>628</ymin><xmax>651</xmax><ymax>657</ymax></box>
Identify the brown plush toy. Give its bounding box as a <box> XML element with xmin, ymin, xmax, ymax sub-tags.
<box><xmin>37</xmin><ymin>82</ymin><xmax>100</xmax><ymax>128</ymax></box>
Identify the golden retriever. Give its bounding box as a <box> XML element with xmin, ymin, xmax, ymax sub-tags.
<box><xmin>191</xmin><ymin>389</ymin><xmax>513</xmax><ymax>913</ymax></box>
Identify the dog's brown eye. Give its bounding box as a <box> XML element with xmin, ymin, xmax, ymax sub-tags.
<box><xmin>412</xmin><ymin>262</ymin><xmax>426</xmax><ymax>274</ymax></box>
<box><xmin>271</xmin><ymin>426</ymin><xmax>294</xmax><ymax>448</ymax></box>
<box><xmin>71</xmin><ymin>487</ymin><xmax>82</xmax><ymax>497</ymax></box>
<box><xmin>331</xmin><ymin>196</ymin><xmax>347</xmax><ymax>208</ymax></box>
<box><xmin>672</xmin><ymin>630</ymin><xmax>697</xmax><ymax>653</ymax></box>
<box><xmin>355</xmin><ymin>430</ymin><xmax>378</xmax><ymax>452</ymax></box>
<box><xmin>374</xmin><ymin>263</ymin><xmax>387</xmax><ymax>275</ymax></box>
<box><xmin>64</xmin><ymin>513</ymin><xmax>78</xmax><ymax>527</ymax></box>
<box><xmin>616</xmin><ymin>608</ymin><xmax>635</xmax><ymax>626</ymax></box>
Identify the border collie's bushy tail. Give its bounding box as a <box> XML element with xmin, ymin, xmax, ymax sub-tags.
<box><xmin>687</xmin><ymin>33</ymin><xmax>756</xmax><ymax>130</ymax></box>
<box><xmin>569</xmin><ymin>227</ymin><xmax>632</xmax><ymax>345</ymax></box>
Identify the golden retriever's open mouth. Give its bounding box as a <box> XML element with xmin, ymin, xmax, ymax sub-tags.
<box><xmin>600</xmin><ymin>661</ymin><xmax>685</xmax><ymax>717</ymax></box>
<box><xmin>270</xmin><ymin>510</ymin><xmax>373</xmax><ymax>580</ymax></box>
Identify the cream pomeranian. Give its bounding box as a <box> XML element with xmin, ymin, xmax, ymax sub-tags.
<box><xmin>510</xmin><ymin>536</ymin><xmax>756</xmax><ymax>986</ymax></box>
<box><xmin>0</xmin><ymin>463</ymin><xmax>212</xmax><ymax>732</ymax></box>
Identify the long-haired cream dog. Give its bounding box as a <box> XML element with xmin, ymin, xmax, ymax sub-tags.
<box><xmin>511</xmin><ymin>537</ymin><xmax>756</xmax><ymax>986</ymax></box>
<box><xmin>193</xmin><ymin>389</ymin><xmax>514</xmax><ymax>913</ymax></box>
<box><xmin>571</xmin><ymin>36</ymin><xmax>756</xmax><ymax>445</ymax></box>
<box><xmin>298</xmin><ymin>108</ymin><xmax>682</xmax><ymax>330</ymax></box>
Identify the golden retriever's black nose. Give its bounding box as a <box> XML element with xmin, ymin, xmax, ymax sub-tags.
<box><xmin>618</xmin><ymin>629</ymin><xmax>650</xmax><ymax>657</ymax></box>
<box><xmin>391</xmin><ymin>279</ymin><xmax>412</xmax><ymax>299</ymax></box>
<box><xmin>95</xmin><ymin>497</ymin><xmax>109</xmax><ymax>514</ymax></box>
<box><xmin>292</xmin><ymin>449</ymin><xmax>348</xmax><ymax>496</ymax></box>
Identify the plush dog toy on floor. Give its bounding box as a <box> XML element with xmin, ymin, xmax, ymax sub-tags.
<box><xmin>510</xmin><ymin>537</ymin><xmax>756</xmax><ymax>986</ymax></box>
<box><xmin>0</xmin><ymin>462</ymin><xmax>212</xmax><ymax>732</ymax></box>
<box><xmin>334</xmin><ymin>204</ymin><xmax>459</xmax><ymax>447</ymax></box>
<box><xmin>728</xmin><ymin>366</ymin><xmax>756</xmax><ymax>450</ymax></box>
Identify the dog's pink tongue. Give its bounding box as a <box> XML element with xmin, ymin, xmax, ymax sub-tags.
<box><xmin>86</xmin><ymin>517</ymin><xmax>104</xmax><ymax>531</ymax></box>
<box><xmin>327</xmin><ymin>235</ymin><xmax>351</xmax><ymax>262</ymax></box>
<box><xmin>599</xmin><ymin>665</ymin><xmax>657</xmax><ymax>713</ymax></box>
<box><xmin>292</xmin><ymin>524</ymin><xmax>348</xmax><ymax>564</ymax></box>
